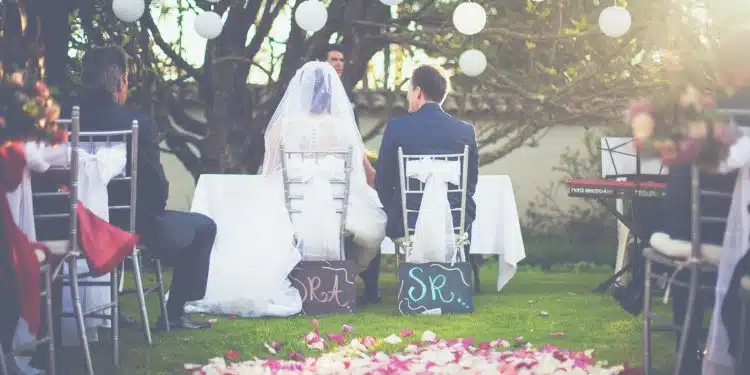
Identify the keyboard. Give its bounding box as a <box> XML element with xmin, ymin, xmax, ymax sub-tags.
<box><xmin>568</xmin><ymin>179</ymin><xmax>666</xmax><ymax>199</ymax></box>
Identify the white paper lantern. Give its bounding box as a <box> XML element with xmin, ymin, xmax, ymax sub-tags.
<box><xmin>194</xmin><ymin>11</ymin><xmax>223</xmax><ymax>39</ymax></box>
<box><xmin>378</xmin><ymin>0</ymin><xmax>404</xmax><ymax>5</ymax></box>
<box><xmin>112</xmin><ymin>0</ymin><xmax>145</xmax><ymax>23</ymax></box>
<box><xmin>459</xmin><ymin>49</ymin><xmax>487</xmax><ymax>77</ymax></box>
<box><xmin>453</xmin><ymin>2</ymin><xmax>487</xmax><ymax>36</ymax></box>
<box><xmin>598</xmin><ymin>6</ymin><xmax>632</xmax><ymax>38</ymax></box>
<box><xmin>295</xmin><ymin>0</ymin><xmax>328</xmax><ymax>33</ymax></box>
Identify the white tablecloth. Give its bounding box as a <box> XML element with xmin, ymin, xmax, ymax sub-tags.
<box><xmin>380</xmin><ymin>175</ymin><xmax>525</xmax><ymax>292</ymax></box>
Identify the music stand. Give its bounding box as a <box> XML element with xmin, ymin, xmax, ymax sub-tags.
<box><xmin>594</xmin><ymin>138</ymin><xmax>669</xmax><ymax>292</ymax></box>
<box><xmin>601</xmin><ymin>137</ymin><xmax>668</xmax><ymax>179</ymax></box>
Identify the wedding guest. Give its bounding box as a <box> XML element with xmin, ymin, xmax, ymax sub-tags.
<box><xmin>76</xmin><ymin>45</ymin><xmax>216</xmax><ymax>331</ymax></box>
<box><xmin>319</xmin><ymin>44</ymin><xmax>359</xmax><ymax>126</ymax></box>
<box><xmin>702</xmin><ymin>26</ymin><xmax>750</xmax><ymax>375</ymax></box>
<box><xmin>372</xmin><ymin>65</ymin><xmax>479</xmax><ymax>302</ymax></box>
<box><xmin>659</xmin><ymin>164</ymin><xmax>734</xmax><ymax>374</ymax></box>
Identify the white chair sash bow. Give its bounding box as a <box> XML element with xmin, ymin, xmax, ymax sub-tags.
<box><xmin>61</xmin><ymin>144</ymin><xmax>126</xmax><ymax>347</ymax></box>
<box><xmin>406</xmin><ymin>158</ymin><xmax>461</xmax><ymax>264</ymax></box>
<box><xmin>287</xmin><ymin>156</ymin><xmax>345</xmax><ymax>261</ymax></box>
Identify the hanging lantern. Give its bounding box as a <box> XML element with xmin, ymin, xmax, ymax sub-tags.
<box><xmin>195</xmin><ymin>11</ymin><xmax>224</xmax><ymax>39</ymax></box>
<box><xmin>459</xmin><ymin>49</ymin><xmax>487</xmax><ymax>77</ymax></box>
<box><xmin>598</xmin><ymin>6</ymin><xmax>632</xmax><ymax>38</ymax></box>
<box><xmin>453</xmin><ymin>2</ymin><xmax>487</xmax><ymax>36</ymax></box>
<box><xmin>295</xmin><ymin>0</ymin><xmax>328</xmax><ymax>33</ymax></box>
<box><xmin>112</xmin><ymin>0</ymin><xmax>145</xmax><ymax>23</ymax></box>
<box><xmin>378</xmin><ymin>0</ymin><xmax>404</xmax><ymax>5</ymax></box>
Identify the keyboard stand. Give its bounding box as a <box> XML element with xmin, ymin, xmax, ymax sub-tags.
<box><xmin>592</xmin><ymin>196</ymin><xmax>650</xmax><ymax>293</ymax></box>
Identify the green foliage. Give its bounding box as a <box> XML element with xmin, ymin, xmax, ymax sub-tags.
<box><xmin>523</xmin><ymin>129</ymin><xmax>622</xmax><ymax>267</ymax></box>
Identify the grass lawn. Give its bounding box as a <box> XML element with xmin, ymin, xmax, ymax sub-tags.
<box><xmin>59</xmin><ymin>262</ymin><xmax>674</xmax><ymax>374</ymax></box>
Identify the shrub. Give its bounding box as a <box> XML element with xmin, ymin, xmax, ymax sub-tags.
<box><xmin>523</xmin><ymin>129</ymin><xmax>618</xmax><ymax>268</ymax></box>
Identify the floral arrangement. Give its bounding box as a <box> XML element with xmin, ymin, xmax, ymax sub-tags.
<box><xmin>0</xmin><ymin>70</ymin><xmax>66</xmax><ymax>145</ymax></box>
<box><xmin>365</xmin><ymin>150</ymin><xmax>378</xmax><ymax>169</ymax></box>
<box><xmin>628</xmin><ymin>85</ymin><xmax>735</xmax><ymax>169</ymax></box>
<box><xmin>185</xmin><ymin>320</ymin><xmax>639</xmax><ymax>374</ymax></box>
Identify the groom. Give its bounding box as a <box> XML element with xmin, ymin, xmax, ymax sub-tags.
<box><xmin>364</xmin><ymin>65</ymin><xmax>478</xmax><ymax>302</ymax></box>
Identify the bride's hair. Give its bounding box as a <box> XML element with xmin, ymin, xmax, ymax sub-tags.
<box><xmin>308</xmin><ymin>67</ymin><xmax>332</xmax><ymax>114</ymax></box>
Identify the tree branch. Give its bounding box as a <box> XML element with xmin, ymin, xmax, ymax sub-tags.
<box><xmin>166</xmin><ymin>94</ymin><xmax>208</xmax><ymax>137</ymax></box>
<box><xmin>164</xmin><ymin>131</ymin><xmax>202</xmax><ymax>181</ymax></box>
<box><xmin>141</xmin><ymin>10</ymin><xmax>203</xmax><ymax>82</ymax></box>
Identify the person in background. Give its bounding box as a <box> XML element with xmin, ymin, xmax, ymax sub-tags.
<box><xmin>320</xmin><ymin>44</ymin><xmax>359</xmax><ymax>127</ymax></box>
<box><xmin>76</xmin><ymin>45</ymin><xmax>216</xmax><ymax>331</ymax></box>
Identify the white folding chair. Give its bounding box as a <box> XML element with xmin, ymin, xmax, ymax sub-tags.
<box><xmin>32</xmin><ymin>107</ymin><xmax>146</xmax><ymax>374</ymax></box>
<box><xmin>0</xmin><ymin>243</ymin><xmax>55</xmax><ymax>375</ymax></box>
<box><xmin>396</xmin><ymin>145</ymin><xmax>480</xmax><ymax>292</ymax></box>
<box><xmin>280</xmin><ymin>145</ymin><xmax>353</xmax><ymax>260</ymax></box>
<box><xmin>642</xmin><ymin>165</ymin><xmax>729</xmax><ymax>375</ymax></box>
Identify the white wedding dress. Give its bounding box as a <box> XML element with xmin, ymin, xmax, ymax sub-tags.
<box><xmin>184</xmin><ymin>62</ymin><xmax>385</xmax><ymax>317</ymax></box>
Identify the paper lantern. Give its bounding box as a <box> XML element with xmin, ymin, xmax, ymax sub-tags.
<box><xmin>459</xmin><ymin>49</ymin><xmax>487</xmax><ymax>77</ymax></box>
<box><xmin>194</xmin><ymin>11</ymin><xmax>223</xmax><ymax>39</ymax></box>
<box><xmin>378</xmin><ymin>0</ymin><xmax>404</xmax><ymax>5</ymax></box>
<box><xmin>295</xmin><ymin>0</ymin><xmax>328</xmax><ymax>33</ymax></box>
<box><xmin>598</xmin><ymin>6</ymin><xmax>632</xmax><ymax>38</ymax></box>
<box><xmin>112</xmin><ymin>0</ymin><xmax>145</xmax><ymax>23</ymax></box>
<box><xmin>453</xmin><ymin>2</ymin><xmax>487</xmax><ymax>36</ymax></box>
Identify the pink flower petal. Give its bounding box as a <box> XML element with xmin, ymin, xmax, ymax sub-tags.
<box><xmin>341</xmin><ymin>324</ymin><xmax>353</xmax><ymax>333</ymax></box>
<box><xmin>362</xmin><ymin>336</ymin><xmax>377</xmax><ymax>348</ymax></box>
<box><xmin>327</xmin><ymin>333</ymin><xmax>347</xmax><ymax>345</ymax></box>
<box><xmin>288</xmin><ymin>352</ymin><xmax>304</xmax><ymax>361</ymax></box>
<box><xmin>399</xmin><ymin>329</ymin><xmax>414</xmax><ymax>337</ymax></box>
<box><xmin>311</xmin><ymin>319</ymin><xmax>319</xmax><ymax>326</ymax></box>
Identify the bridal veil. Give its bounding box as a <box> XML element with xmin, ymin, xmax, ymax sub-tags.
<box><xmin>260</xmin><ymin>61</ymin><xmax>385</xmax><ymax>269</ymax></box>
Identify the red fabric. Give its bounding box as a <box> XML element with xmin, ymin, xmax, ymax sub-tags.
<box><xmin>76</xmin><ymin>201</ymin><xmax>138</xmax><ymax>277</ymax></box>
<box><xmin>0</xmin><ymin>143</ymin><xmax>49</xmax><ymax>335</ymax></box>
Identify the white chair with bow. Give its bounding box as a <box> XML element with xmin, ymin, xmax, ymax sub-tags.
<box><xmin>30</xmin><ymin>108</ymin><xmax>157</xmax><ymax>374</ymax></box>
<box><xmin>280</xmin><ymin>145</ymin><xmax>353</xmax><ymax>261</ymax></box>
<box><xmin>396</xmin><ymin>145</ymin><xmax>479</xmax><ymax>292</ymax></box>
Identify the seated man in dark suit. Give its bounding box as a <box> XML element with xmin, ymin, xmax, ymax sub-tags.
<box><xmin>75</xmin><ymin>45</ymin><xmax>216</xmax><ymax>331</ymax></box>
<box><xmin>372</xmin><ymin>65</ymin><xmax>479</xmax><ymax>302</ymax></box>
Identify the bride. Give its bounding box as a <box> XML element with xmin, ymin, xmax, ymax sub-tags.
<box><xmin>184</xmin><ymin>61</ymin><xmax>386</xmax><ymax>317</ymax></box>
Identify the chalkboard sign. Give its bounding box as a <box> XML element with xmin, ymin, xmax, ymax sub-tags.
<box><xmin>397</xmin><ymin>262</ymin><xmax>474</xmax><ymax>314</ymax></box>
<box><xmin>289</xmin><ymin>261</ymin><xmax>357</xmax><ymax>315</ymax></box>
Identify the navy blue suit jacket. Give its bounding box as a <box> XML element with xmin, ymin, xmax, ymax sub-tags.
<box><xmin>68</xmin><ymin>91</ymin><xmax>169</xmax><ymax>235</ymax></box>
<box><xmin>375</xmin><ymin>103</ymin><xmax>478</xmax><ymax>238</ymax></box>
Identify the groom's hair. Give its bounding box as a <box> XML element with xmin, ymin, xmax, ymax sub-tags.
<box><xmin>411</xmin><ymin>65</ymin><xmax>448</xmax><ymax>103</ymax></box>
<box><xmin>81</xmin><ymin>45</ymin><xmax>130</xmax><ymax>94</ymax></box>
<box><xmin>319</xmin><ymin>44</ymin><xmax>345</xmax><ymax>60</ymax></box>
